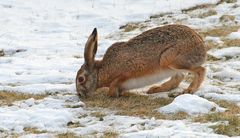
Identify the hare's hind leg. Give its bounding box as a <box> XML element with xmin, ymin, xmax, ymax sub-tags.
<box><xmin>147</xmin><ymin>73</ymin><xmax>184</xmax><ymax>94</ymax></box>
<box><xmin>184</xmin><ymin>66</ymin><xmax>206</xmax><ymax>94</ymax></box>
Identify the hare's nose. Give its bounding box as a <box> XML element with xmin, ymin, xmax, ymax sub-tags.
<box><xmin>77</xmin><ymin>89</ymin><xmax>87</xmax><ymax>98</ymax></box>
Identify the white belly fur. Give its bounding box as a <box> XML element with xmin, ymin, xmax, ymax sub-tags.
<box><xmin>121</xmin><ymin>69</ymin><xmax>177</xmax><ymax>90</ymax></box>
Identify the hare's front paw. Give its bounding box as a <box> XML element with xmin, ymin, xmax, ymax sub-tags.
<box><xmin>168</xmin><ymin>92</ymin><xmax>183</xmax><ymax>98</ymax></box>
<box><xmin>147</xmin><ymin>86</ymin><xmax>165</xmax><ymax>94</ymax></box>
<box><xmin>168</xmin><ymin>88</ymin><xmax>195</xmax><ymax>98</ymax></box>
<box><xmin>182</xmin><ymin>88</ymin><xmax>195</xmax><ymax>94</ymax></box>
<box><xmin>108</xmin><ymin>88</ymin><xmax>120</xmax><ymax>98</ymax></box>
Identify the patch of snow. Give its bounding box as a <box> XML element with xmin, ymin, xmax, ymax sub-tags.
<box><xmin>122</xmin><ymin>120</ymin><xmax>228</xmax><ymax>138</ymax></box>
<box><xmin>212</xmin><ymin>67</ymin><xmax>240</xmax><ymax>82</ymax></box>
<box><xmin>204</xmin><ymin>93</ymin><xmax>240</xmax><ymax>102</ymax></box>
<box><xmin>197</xmin><ymin>84</ymin><xmax>224</xmax><ymax>94</ymax></box>
<box><xmin>205</xmin><ymin>36</ymin><xmax>223</xmax><ymax>44</ymax></box>
<box><xmin>71</xmin><ymin>114</ymin><xmax>227</xmax><ymax>137</ymax></box>
<box><xmin>208</xmin><ymin>47</ymin><xmax>240</xmax><ymax>59</ymax></box>
<box><xmin>0</xmin><ymin>97</ymin><xmax>74</xmax><ymax>133</ymax></box>
<box><xmin>158</xmin><ymin>94</ymin><xmax>226</xmax><ymax>115</ymax></box>
<box><xmin>227</xmin><ymin>31</ymin><xmax>240</xmax><ymax>40</ymax></box>
<box><xmin>20</xmin><ymin>133</ymin><xmax>54</xmax><ymax>138</ymax></box>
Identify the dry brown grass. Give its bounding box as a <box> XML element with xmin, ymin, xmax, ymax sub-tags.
<box><xmin>67</xmin><ymin>121</ymin><xmax>85</xmax><ymax>128</ymax></box>
<box><xmin>217</xmin><ymin>0</ymin><xmax>237</xmax><ymax>5</ymax></box>
<box><xmin>182</xmin><ymin>4</ymin><xmax>214</xmax><ymax>13</ymax></box>
<box><xmin>0</xmin><ymin>49</ymin><xmax>4</xmax><ymax>56</ymax></box>
<box><xmin>90</xmin><ymin>111</ymin><xmax>106</xmax><ymax>119</ymax></box>
<box><xmin>101</xmin><ymin>131</ymin><xmax>119</xmax><ymax>138</ymax></box>
<box><xmin>198</xmin><ymin>9</ymin><xmax>217</xmax><ymax>18</ymax></box>
<box><xmin>23</xmin><ymin>127</ymin><xmax>47</xmax><ymax>134</ymax></box>
<box><xmin>57</xmin><ymin>132</ymin><xmax>79</xmax><ymax>138</ymax></box>
<box><xmin>222</xmin><ymin>39</ymin><xmax>240</xmax><ymax>47</ymax></box>
<box><xmin>119</xmin><ymin>22</ymin><xmax>147</xmax><ymax>32</ymax></box>
<box><xmin>150</xmin><ymin>12</ymin><xmax>172</xmax><ymax>19</ymax></box>
<box><xmin>193</xmin><ymin>100</ymin><xmax>240</xmax><ymax>136</ymax></box>
<box><xmin>220</xmin><ymin>15</ymin><xmax>236</xmax><ymax>23</ymax></box>
<box><xmin>207</xmin><ymin>54</ymin><xmax>221</xmax><ymax>61</ymax></box>
<box><xmin>0</xmin><ymin>91</ymin><xmax>47</xmax><ymax>106</ymax></box>
<box><xmin>198</xmin><ymin>26</ymin><xmax>240</xmax><ymax>38</ymax></box>
<box><xmin>82</xmin><ymin>89</ymin><xmax>188</xmax><ymax>120</ymax></box>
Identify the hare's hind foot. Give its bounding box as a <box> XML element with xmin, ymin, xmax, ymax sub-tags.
<box><xmin>147</xmin><ymin>73</ymin><xmax>184</xmax><ymax>94</ymax></box>
<box><xmin>185</xmin><ymin>66</ymin><xmax>206</xmax><ymax>94</ymax></box>
<box><xmin>168</xmin><ymin>88</ymin><xmax>196</xmax><ymax>98</ymax></box>
<box><xmin>168</xmin><ymin>66</ymin><xmax>206</xmax><ymax>98</ymax></box>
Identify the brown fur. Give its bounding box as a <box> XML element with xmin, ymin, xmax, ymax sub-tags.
<box><xmin>76</xmin><ymin>24</ymin><xmax>206</xmax><ymax>97</ymax></box>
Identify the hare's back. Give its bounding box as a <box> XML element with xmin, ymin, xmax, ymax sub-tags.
<box><xmin>101</xmin><ymin>25</ymin><xmax>205</xmax><ymax>77</ymax></box>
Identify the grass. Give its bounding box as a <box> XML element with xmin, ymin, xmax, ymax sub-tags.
<box><xmin>57</xmin><ymin>131</ymin><xmax>118</xmax><ymax>138</ymax></box>
<box><xmin>23</xmin><ymin>127</ymin><xmax>47</xmax><ymax>134</ymax></box>
<box><xmin>90</xmin><ymin>111</ymin><xmax>106</xmax><ymax>120</ymax></box>
<box><xmin>182</xmin><ymin>4</ymin><xmax>214</xmax><ymax>13</ymax></box>
<box><xmin>119</xmin><ymin>22</ymin><xmax>146</xmax><ymax>32</ymax></box>
<box><xmin>219</xmin><ymin>15</ymin><xmax>235</xmax><ymax>23</ymax></box>
<box><xmin>197</xmin><ymin>25</ymin><xmax>240</xmax><ymax>49</ymax></box>
<box><xmin>193</xmin><ymin>100</ymin><xmax>240</xmax><ymax>136</ymax></box>
<box><xmin>198</xmin><ymin>9</ymin><xmax>217</xmax><ymax>18</ymax></box>
<box><xmin>150</xmin><ymin>12</ymin><xmax>172</xmax><ymax>19</ymax></box>
<box><xmin>57</xmin><ymin>132</ymin><xmax>79</xmax><ymax>138</ymax></box>
<box><xmin>82</xmin><ymin>89</ymin><xmax>188</xmax><ymax>120</ymax></box>
<box><xmin>198</xmin><ymin>26</ymin><xmax>240</xmax><ymax>38</ymax></box>
<box><xmin>0</xmin><ymin>49</ymin><xmax>4</xmax><ymax>56</ymax></box>
<box><xmin>67</xmin><ymin>121</ymin><xmax>85</xmax><ymax>128</ymax></box>
<box><xmin>0</xmin><ymin>91</ymin><xmax>47</xmax><ymax>106</ymax></box>
<box><xmin>207</xmin><ymin>54</ymin><xmax>221</xmax><ymax>61</ymax></box>
<box><xmin>222</xmin><ymin>39</ymin><xmax>240</xmax><ymax>47</ymax></box>
<box><xmin>217</xmin><ymin>0</ymin><xmax>237</xmax><ymax>4</ymax></box>
<box><xmin>101</xmin><ymin>130</ymin><xmax>119</xmax><ymax>138</ymax></box>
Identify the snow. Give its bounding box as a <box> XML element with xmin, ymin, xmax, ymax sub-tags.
<box><xmin>208</xmin><ymin>47</ymin><xmax>240</xmax><ymax>59</ymax></box>
<box><xmin>1</xmin><ymin>0</ymin><xmax>240</xmax><ymax>137</ymax></box>
<box><xmin>227</xmin><ymin>31</ymin><xmax>240</xmax><ymax>39</ymax></box>
<box><xmin>122</xmin><ymin>122</ymin><xmax>227</xmax><ymax>138</ymax></box>
<box><xmin>205</xmin><ymin>36</ymin><xmax>223</xmax><ymax>44</ymax></box>
<box><xmin>158</xmin><ymin>94</ymin><xmax>226</xmax><ymax>115</ymax></box>
<box><xmin>204</xmin><ymin>93</ymin><xmax>240</xmax><ymax>102</ymax></box>
<box><xmin>0</xmin><ymin>97</ymin><xmax>74</xmax><ymax>133</ymax></box>
<box><xmin>211</xmin><ymin>66</ymin><xmax>240</xmax><ymax>82</ymax></box>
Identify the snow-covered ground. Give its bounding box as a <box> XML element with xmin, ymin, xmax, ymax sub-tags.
<box><xmin>1</xmin><ymin>0</ymin><xmax>240</xmax><ymax>137</ymax></box>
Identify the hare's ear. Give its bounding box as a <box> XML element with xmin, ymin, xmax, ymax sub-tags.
<box><xmin>84</xmin><ymin>28</ymin><xmax>98</xmax><ymax>70</ymax></box>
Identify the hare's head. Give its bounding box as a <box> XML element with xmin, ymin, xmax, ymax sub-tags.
<box><xmin>76</xmin><ymin>28</ymin><xmax>98</xmax><ymax>98</ymax></box>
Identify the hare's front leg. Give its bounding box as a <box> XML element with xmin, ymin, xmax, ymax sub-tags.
<box><xmin>147</xmin><ymin>73</ymin><xmax>184</xmax><ymax>94</ymax></box>
<box><xmin>108</xmin><ymin>76</ymin><xmax>127</xmax><ymax>97</ymax></box>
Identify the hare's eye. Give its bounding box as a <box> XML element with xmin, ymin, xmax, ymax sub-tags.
<box><xmin>78</xmin><ymin>76</ymin><xmax>85</xmax><ymax>84</ymax></box>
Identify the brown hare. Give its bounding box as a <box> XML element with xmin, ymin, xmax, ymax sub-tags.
<box><xmin>76</xmin><ymin>24</ymin><xmax>206</xmax><ymax>98</ymax></box>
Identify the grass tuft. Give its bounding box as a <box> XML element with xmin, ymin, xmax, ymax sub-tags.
<box><xmin>82</xmin><ymin>89</ymin><xmax>188</xmax><ymax>120</ymax></box>
<box><xmin>217</xmin><ymin>0</ymin><xmax>237</xmax><ymax>4</ymax></box>
<box><xmin>193</xmin><ymin>100</ymin><xmax>240</xmax><ymax>136</ymax></box>
<box><xmin>220</xmin><ymin>15</ymin><xmax>235</xmax><ymax>23</ymax></box>
<box><xmin>119</xmin><ymin>23</ymin><xmax>146</xmax><ymax>32</ymax></box>
<box><xmin>24</xmin><ymin>127</ymin><xmax>47</xmax><ymax>134</ymax></box>
<box><xmin>199</xmin><ymin>26</ymin><xmax>240</xmax><ymax>38</ymax></box>
<box><xmin>57</xmin><ymin>132</ymin><xmax>78</xmax><ymax>138</ymax></box>
<box><xmin>101</xmin><ymin>130</ymin><xmax>119</xmax><ymax>138</ymax></box>
<box><xmin>0</xmin><ymin>91</ymin><xmax>47</xmax><ymax>106</ymax></box>
<box><xmin>198</xmin><ymin>9</ymin><xmax>217</xmax><ymax>18</ymax></box>
<box><xmin>182</xmin><ymin>4</ymin><xmax>214</xmax><ymax>12</ymax></box>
